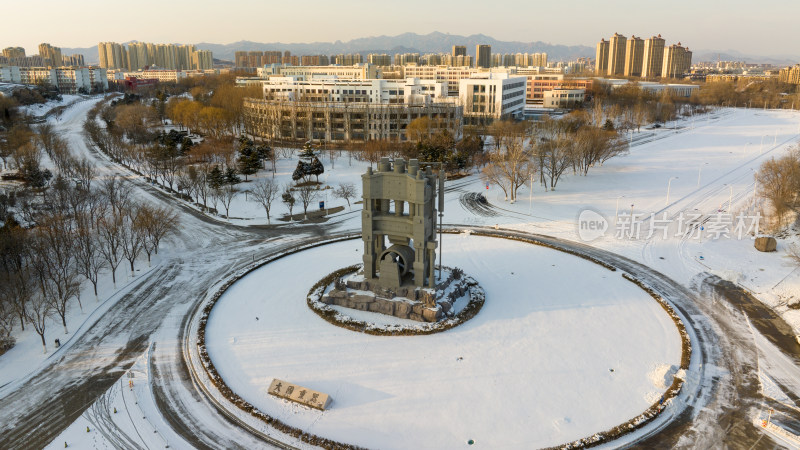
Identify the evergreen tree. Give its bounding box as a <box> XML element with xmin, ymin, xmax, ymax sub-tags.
<box><xmin>207</xmin><ymin>166</ymin><xmax>225</xmax><ymax>189</ymax></box>
<box><xmin>292</xmin><ymin>160</ymin><xmax>311</xmax><ymax>183</ymax></box>
<box><xmin>308</xmin><ymin>157</ymin><xmax>325</xmax><ymax>182</ymax></box>
<box><xmin>237</xmin><ymin>150</ymin><xmax>260</xmax><ymax>181</ymax></box>
<box><xmin>225</xmin><ymin>168</ymin><xmax>241</xmax><ymax>185</ymax></box>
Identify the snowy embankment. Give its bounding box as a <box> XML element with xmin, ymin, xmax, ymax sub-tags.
<box><xmin>204</xmin><ymin>235</ymin><xmax>683</xmax><ymax>449</ymax></box>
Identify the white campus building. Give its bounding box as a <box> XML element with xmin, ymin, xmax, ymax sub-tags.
<box><xmin>458</xmin><ymin>73</ymin><xmax>527</xmax><ymax>123</ymax></box>
<box><xmin>0</xmin><ymin>66</ymin><xmax>108</xmax><ymax>93</ymax></box>
<box><xmin>259</xmin><ymin>76</ymin><xmax>450</xmax><ymax>105</ymax></box>
<box><xmin>256</xmin><ymin>63</ymin><xmax>380</xmax><ymax>80</ymax></box>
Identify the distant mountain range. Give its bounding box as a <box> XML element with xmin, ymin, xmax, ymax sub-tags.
<box><xmin>61</xmin><ymin>32</ymin><xmax>798</xmax><ymax>66</ymax></box>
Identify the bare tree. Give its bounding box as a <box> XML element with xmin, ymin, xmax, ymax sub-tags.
<box><xmin>295</xmin><ymin>184</ymin><xmax>318</xmax><ymax>220</ymax></box>
<box><xmin>281</xmin><ymin>184</ymin><xmax>296</xmax><ymax>221</ymax></box>
<box><xmin>31</xmin><ymin>214</ymin><xmax>81</xmax><ymax>333</ymax></box>
<box><xmin>216</xmin><ymin>184</ymin><xmax>238</xmax><ymax>218</ymax></box>
<box><xmin>139</xmin><ymin>205</ymin><xmax>179</xmax><ymax>261</ymax></box>
<box><xmin>251</xmin><ymin>178</ymin><xmax>280</xmax><ymax>224</ymax></box>
<box><xmin>97</xmin><ymin>211</ymin><xmax>124</xmax><ymax>287</ymax></box>
<box><xmin>25</xmin><ymin>288</ymin><xmax>55</xmax><ymax>353</ymax></box>
<box><xmin>482</xmin><ymin>122</ymin><xmax>533</xmax><ymax>202</ymax></box>
<box><xmin>121</xmin><ymin>204</ymin><xmax>146</xmax><ymax>274</ymax></box>
<box><xmin>333</xmin><ymin>182</ymin><xmax>357</xmax><ymax>209</ymax></box>
<box><xmin>74</xmin><ymin>212</ymin><xmax>107</xmax><ymax>299</ymax></box>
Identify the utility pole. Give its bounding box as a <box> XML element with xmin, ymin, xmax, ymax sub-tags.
<box><xmin>438</xmin><ymin>164</ymin><xmax>444</xmax><ymax>281</ymax></box>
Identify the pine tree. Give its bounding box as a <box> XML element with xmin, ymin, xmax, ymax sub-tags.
<box><xmin>292</xmin><ymin>160</ymin><xmax>311</xmax><ymax>182</ymax></box>
<box><xmin>207</xmin><ymin>166</ymin><xmax>225</xmax><ymax>190</ymax></box>
<box><xmin>309</xmin><ymin>157</ymin><xmax>325</xmax><ymax>182</ymax></box>
<box><xmin>225</xmin><ymin>168</ymin><xmax>241</xmax><ymax>185</ymax></box>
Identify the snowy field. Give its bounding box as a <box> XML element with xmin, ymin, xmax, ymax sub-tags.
<box><xmin>205</xmin><ymin>235</ymin><xmax>683</xmax><ymax>449</ymax></box>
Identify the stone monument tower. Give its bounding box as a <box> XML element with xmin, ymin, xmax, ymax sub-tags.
<box><xmin>361</xmin><ymin>157</ymin><xmax>443</xmax><ymax>289</ymax></box>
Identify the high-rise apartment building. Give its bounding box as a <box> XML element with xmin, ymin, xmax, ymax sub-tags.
<box><xmin>368</xmin><ymin>53</ymin><xmax>392</xmax><ymax>66</ymax></box>
<box><xmin>98</xmin><ymin>42</ymin><xmax>213</xmax><ymax>71</ymax></box>
<box><xmin>475</xmin><ymin>45</ymin><xmax>491</xmax><ymax>69</ymax></box>
<box><xmin>393</xmin><ymin>53</ymin><xmax>418</xmax><ymax>65</ymax></box>
<box><xmin>38</xmin><ymin>43</ymin><xmax>63</xmax><ymax>66</ymax></box>
<box><xmin>661</xmin><ymin>43</ymin><xmax>692</xmax><ymax>78</ymax></box>
<box><xmin>2</xmin><ymin>47</ymin><xmax>26</xmax><ymax>58</ymax></box>
<box><xmin>193</xmin><ymin>50</ymin><xmax>213</xmax><ymax>70</ymax></box>
<box><xmin>642</xmin><ymin>34</ymin><xmax>665</xmax><ymax>78</ymax></box>
<box><xmin>235</xmin><ymin>51</ymin><xmax>248</xmax><ymax>67</ymax></box>
<box><xmin>623</xmin><ymin>35</ymin><xmax>644</xmax><ymax>77</ymax></box>
<box><xmin>452</xmin><ymin>45</ymin><xmax>466</xmax><ymax>57</ymax></box>
<box><xmin>607</xmin><ymin>33</ymin><xmax>626</xmax><ymax>76</ymax></box>
<box><xmin>595</xmin><ymin>39</ymin><xmax>609</xmax><ymax>75</ymax></box>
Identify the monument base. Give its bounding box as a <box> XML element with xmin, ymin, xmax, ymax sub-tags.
<box><xmin>320</xmin><ymin>268</ymin><xmax>472</xmax><ymax>323</ymax></box>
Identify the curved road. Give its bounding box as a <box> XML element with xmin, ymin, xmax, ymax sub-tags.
<box><xmin>0</xmin><ymin>99</ymin><xmax>798</xmax><ymax>449</ymax></box>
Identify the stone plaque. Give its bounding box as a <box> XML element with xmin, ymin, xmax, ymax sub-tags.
<box><xmin>268</xmin><ymin>379</ymin><xmax>330</xmax><ymax>410</ymax></box>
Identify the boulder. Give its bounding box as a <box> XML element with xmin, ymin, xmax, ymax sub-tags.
<box><xmin>351</xmin><ymin>293</ymin><xmax>375</xmax><ymax>303</ymax></box>
<box><xmin>754</xmin><ymin>236</ymin><xmax>777</xmax><ymax>252</ymax></box>
<box><xmin>422</xmin><ymin>307</ymin><xmax>441</xmax><ymax>322</ymax></box>
<box><xmin>409</xmin><ymin>313</ymin><xmax>423</xmax><ymax>322</ymax></box>
<box><xmin>395</xmin><ymin>302</ymin><xmax>412</xmax><ymax>317</ymax></box>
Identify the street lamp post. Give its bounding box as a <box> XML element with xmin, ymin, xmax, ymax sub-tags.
<box><xmin>529</xmin><ymin>173</ymin><xmax>533</xmax><ymax>214</ymax></box>
<box><xmin>666</xmin><ymin>177</ymin><xmax>679</xmax><ymax>206</ymax></box>
<box><xmin>728</xmin><ymin>185</ymin><xmax>733</xmax><ymax>211</ymax></box>
<box><xmin>697</xmin><ymin>163</ymin><xmax>708</xmax><ymax>187</ymax></box>
<box><xmin>615</xmin><ymin>195</ymin><xmax>625</xmax><ymax>225</ymax></box>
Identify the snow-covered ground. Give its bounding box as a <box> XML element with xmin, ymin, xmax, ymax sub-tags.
<box><xmin>4</xmin><ymin>93</ymin><xmax>800</xmax><ymax>449</ymax></box>
<box><xmin>205</xmin><ymin>235</ymin><xmax>683</xmax><ymax>449</ymax></box>
<box><xmin>0</xmin><ymin>96</ymin><xmax>173</xmax><ymax>393</ymax></box>
<box><xmin>0</xmin><ymin>254</ymin><xmax>164</xmax><ymax>393</ymax></box>
<box><xmin>45</xmin><ymin>345</ymin><xmax>194</xmax><ymax>450</ymax></box>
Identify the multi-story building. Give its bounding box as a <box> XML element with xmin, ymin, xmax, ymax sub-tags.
<box><xmin>394</xmin><ymin>53</ymin><xmax>420</xmax><ymax>66</ymax></box>
<box><xmin>441</xmin><ymin>54</ymin><xmax>472</xmax><ymax>67</ymax></box>
<box><xmin>60</xmin><ymin>54</ymin><xmax>85</xmax><ymax>66</ymax></box>
<box><xmin>334</xmin><ymin>54</ymin><xmax>363</xmax><ymax>65</ymax></box>
<box><xmin>542</xmin><ymin>89</ymin><xmax>585</xmax><ymax>108</ymax></box>
<box><xmin>193</xmin><ymin>50</ymin><xmax>213</xmax><ymax>70</ymax></box>
<box><xmin>256</xmin><ymin>63</ymin><xmax>380</xmax><ymax>80</ymax></box>
<box><xmin>595</xmin><ymin>39</ymin><xmax>609</xmax><ymax>75</ymax></box>
<box><xmin>475</xmin><ymin>45</ymin><xmax>492</xmax><ymax>69</ymax></box>
<box><xmin>99</xmin><ymin>42</ymin><xmax>127</xmax><ymax>69</ymax></box>
<box><xmin>642</xmin><ymin>35</ymin><xmax>665</xmax><ymax>78</ymax></box>
<box><xmin>623</xmin><ymin>36</ymin><xmax>644</xmax><ymax>77</ymax></box>
<box><xmin>0</xmin><ymin>66</ymin><xmax>108</xmax><ymax>93</ymax></box>
<box><xmin>235</xmin><ymin>51</ymin><xmax>248</xmax><ymax>68</ymax></box>
<box><xmin>38</xmin><ymin>43</ymin><xmax>62</xmax><ymax>66</ymax></box>
<box><xmin>662</xmin><ymin>43</ymin><xmax>692</xmax><ymax>78</ymax></box>
<box><xmin>126</xmin><ymin>69</ymin><xmax>189</xmax><ymax>83</ymax></box>
<box><xmin>452</xmin><ymin>46</ymin><xmax>466</xmax><ymax>57</ymax></box>
<box><xmin>98</xmin><ymin>42</ymin><xmax>212</xmax><ymax>71</ymax></box>
<box><xmin>258</xmin><ymin>76</ymin><xmax>449</xmax><ymax>104</ymax></box>
<box><xmin>300</xmin><ymin>55</ymin><xmax>330</xmax><ymax>66</ymax></box>
<box><xmin>404</xmin><ymin>65</ymin><xmax>516</xmax><ymax>97</ymax></box>
<box><xmin>607</xmin><ymin>33</ymin><xmax>627</xmax><ymax>76</ymax></box>
<box><xmin>779</xmin><ymin>65</ymin><xmax>800</xmax><ymax>85</ymax></box>
<box><xmin>243</xmin><ymin>76</ymin><xmax>461</xmax><ymax>143</ymax></box>
<box><xmin>519</xmin><ymin>73</ymin><xmax>593</xmax><ymax>105</ymax></box>
<box><xmin>458</xmin><ymin>73</ymin><xmax>526</xmax><ymax>124</ymax></box>
<box><xmin>2</xmin><ymin>47</ymin><xmax>25</xmax><ymax>58</ymax></box>
<box><xmin>368</xmin><ymin>54</ymin><xmax>392</xmax><ymax>66</ymax></box>
<box><xmin>244</xmin><ymin>99</ymin><xmax>461</xmax><ymax>143</ymax></box>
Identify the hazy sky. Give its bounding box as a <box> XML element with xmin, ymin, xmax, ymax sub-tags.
<box><xmin>4</xmin><ymin>0</ymin><xmax>799</xmax><ymax>58</ymax></box>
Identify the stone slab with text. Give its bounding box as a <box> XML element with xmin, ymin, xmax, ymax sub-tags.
<box><xmin>268</xmin><ymin>378</ymin><xmax>330</xmax><ymax>410</ymax></box>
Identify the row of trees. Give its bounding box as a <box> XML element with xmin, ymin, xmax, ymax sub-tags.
<box><xmin>0</xmin><ymin>175</ymin><xmax>178</xmax><ymax>354</ymax></box>
<box><xmin>482</xmin><ymin>115</ymin><xmax>628</xmax><ymax>201</ymax></box>
<box><xmin>756</xmin><ymin>144</ymin><xmax>800</xmax><ymax>229</ymax></box>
